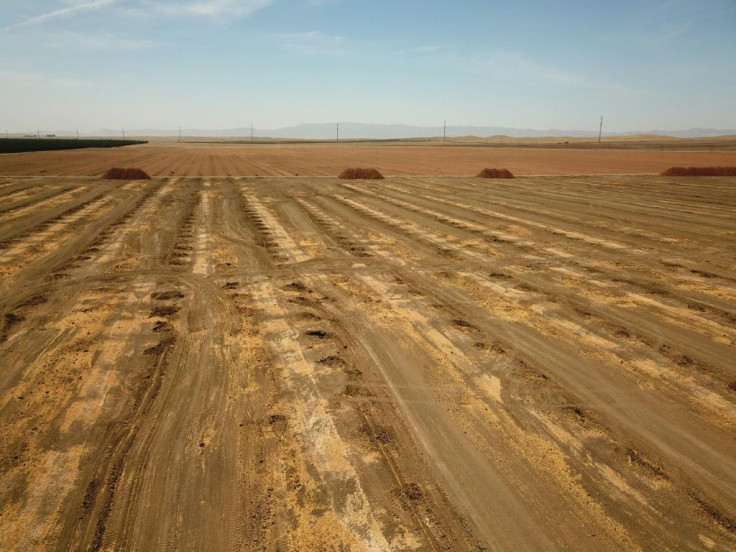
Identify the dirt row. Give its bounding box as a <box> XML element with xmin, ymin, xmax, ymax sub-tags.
<box><xmin>0</xmin><ymin>175</ymin><xmax>734</xmax><ymax>551</ymax></box>
<box><xmin>1</xmin><ymin>142</ymin><xmax>736</xmax><ymax>177</ymax></box>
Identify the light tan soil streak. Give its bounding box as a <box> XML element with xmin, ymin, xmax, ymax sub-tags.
<box><xmin>0</xmin><ymin>175</ymin><xmax>734</xmax><ymax>551</ymax></box>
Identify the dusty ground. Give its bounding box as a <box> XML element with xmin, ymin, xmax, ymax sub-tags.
<box><xmin>1</xmin><ymin>141</ymin><xmax>736</xmax><ymax>177</ymax></box>
<box><xmin>0</xmin><ymin>173</ymin><xmax>735</xmax><ymax>551</ymax></box>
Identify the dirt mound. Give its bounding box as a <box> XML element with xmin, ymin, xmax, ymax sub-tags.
<box><xmin>102</xmin><ymin>167</ymin><xmax>151</xmax><ymax>180</ymax></box>
<box><xmin>477</xmin><ymin>168</ymin><xmax>514</xmax><ymax>179</ymax></box>
<box><xmin>338</xmin><ymin>168</ymin><xmax>384</xmax><ymax>180</ymax></box>
<box><xmin>661</xmin><ymin>167</ymin><xmax>736</xmax><ymax>176</ymax></box>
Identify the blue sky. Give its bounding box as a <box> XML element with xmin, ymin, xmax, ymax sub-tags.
<box><xmin>1</xmin><ymin>0</ymin><xmax>735</xmax><ymax>133</ymax></box>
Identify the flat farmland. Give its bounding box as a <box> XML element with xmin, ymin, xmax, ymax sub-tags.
<box><xmin>1</xmin><ymin>141</ymin><xmax>736</xmax><ymax>177</ymax></box>
<box><xmin>1</xmin><ymin>173</ymin><xmax>735</xmax><ymax>551</ymax></box>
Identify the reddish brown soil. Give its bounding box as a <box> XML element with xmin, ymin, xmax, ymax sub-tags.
<box><xmin>338</xmin><ymin>168</ymin><xmax>384</xmax><ymax>179</ymax></box>
<box><xmin>2</xmin><ymin>142</ymin><xmax>736</xmax><ymax>176</ymax></box>
<box><xmin>662</xmin><ymin>166</ymin><xmax>736</xmax><ymax>176</ymax></box>
<box><xmin>477</xmin><ymin>168</ymin><xmax>514</xmax><ymax>178</ymax></box>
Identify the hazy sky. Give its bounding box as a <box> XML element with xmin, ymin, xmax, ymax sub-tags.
<box><xmin>1</xmin><ymin>0</ymin><xmax>735</xmax><ymax>133</ymax></box>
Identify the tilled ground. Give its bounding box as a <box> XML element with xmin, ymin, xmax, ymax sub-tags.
<box><xmin>1</xmin><ymin>142</ymin><xmax>736</xmax><ymax>177</ymax></box>
<box><xmin>0</xmin><ymin>175</ymin><xmax>734</xmax><ymax>551</ymax></box>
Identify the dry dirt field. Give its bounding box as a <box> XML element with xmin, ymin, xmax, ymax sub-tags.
<box><xmin>1</xmin><ymin>141</ymin><xmax>736</xmax><ymax>177</ymax></box>
<box><xmin>0</xmin><ymin>168</ymin><xmax>735</xmax><ymax>550</ymax></box>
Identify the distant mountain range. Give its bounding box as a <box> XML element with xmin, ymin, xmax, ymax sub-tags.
<box><xmin>33</xmin><ymin>123</ymin><xmax>736</xmax><ymax>140</ymax></box>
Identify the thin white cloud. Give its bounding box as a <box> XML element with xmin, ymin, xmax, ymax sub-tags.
<box><xmin>2</xmin><ymin>0</ymin><xmax>273</xmax><ymax>30</ymax></box>
<box><xmin>393</xmin><ymin>44</ymin><xmax>449</xmax><ymax>56</ymax></box>
<box><xmin>3</xmin><ymin>0</ymin><xmax>123</xmax><ymax>30</ymax></box>
<box><xmin>276</xmin><ymin>31</ymin><xmax>346</xmax><ymax>56</ymax></box>
<box><xmin>50</xmin><ymin>77</ymin><xmax>94</xmax><ymax>88</ymax></box>
<box><xmin>149</xmin><ymin>0</ymin><xmax>275</xmax><ymax>17</ymax></box>
<box><xmin>410</xmin><ymin>45</ymin><xmax>445</xmax><ymax>53</ymax></box>
<box><xmin>47</xmin><ymin>30</ymin><xmax>157</xmax><ymax>51</ymax></box>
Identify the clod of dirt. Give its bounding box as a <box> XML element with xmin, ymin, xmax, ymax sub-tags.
<box><xmin>690</xmin><ymin>493</ymin><xmax>736</xmax><ymax>534</ymax></box>
<box><xmin>318</xmin><ymin>355</ymin><xmax>346</xmax><ymax>367</ymax></box>
<box><xmin>727</xmin><ymin>381</ymin><xmax>736</xmax><ymax>393</ymax></box>
<box><xmin>477</xmin><ymin>168</ymin><xmax>514</xmax><ymax>178</ymax></box>
<box><xmin>661</xmin><ymin>166</ymin><xmax>736</xmax><ymax>176</ymax></box>
<box><xmin>452</xmin><ymin>318</ymin><xmax>477</xmax><ymax>331</ymax></box>
<box><xmin>659</xmin><ymin>344</ymin><xmax>695</xmax><ymax>367</ymax></box>
<box><xmin>222</xmin><ymin>282</ymin><xmax>239</xmax><ymax>290</ymax></box>
<box><xmin>338</xmin><ymin>168</ymin><xmax>385</xmax><ymax>180</ymax></box>
<box><xmin>343</xmin><ymin>366</ymin><xmax>362</xmax><ymax>378</ymax></box>
<box><xmin>375</xmin><ymin>429</ymin><xmax>392</xmax><ymax>445</ymax></box>
<box><xmin>305</xmin><ymin>330</ymin><xmax>329</xmax><ymax>339</ymax></box>
<box><xmin>102</xmin><ymin>167</ymin><xmax>151</xmax><ymax>180</ymax></box>
<box><xmin>144</xmin><ymin>337</ymin><xmax>176</xmax><ymax>356</ymax></box>
<box><xmin>402</xmin><ymin>483</ymin><xmax>424</xmax><ymax>502</ymax></box>
<box><xmin>151</xmin><ymin>291</ymin><xmax>185</xmax><ymax>301</ymax></box>
<box><xmin>344</xmin><ymin>384</ymin><xmax>373</xmax><ymax>397</ymax></box>
<box><xmin>152</xmin><ymin>320</ymin><xmax>170</xmax><ymax>333</ymax></box>
<box><xmin>20</xmin><ymin>295</ymin><xmax>48</xmax><ymax>308</ymax></box>
<box><xmin>4</xmin><ymin>312</ymin><xmax>25</xmax><ymax>330</ymax></box>
<box><xmin>149</xmin><ymin>305</ymin><xmax>180</xmax><ymax>318</ymax></box>
<box><xmin>690</xmin><ymin>269</ymin><xmax>717</xmax><ymax>279</ymax></box>
<box><xmin>282</xmin><ymin>282</ymin><xmax>310</xmax><ymax>293</ymax></box>
<box><xmin>625</xmin><ymin>448</ymin><xmax>668</xmax><ymax>480</ymax></box>
<box><xmin>297</xmin><ymin>312</ymin><xmax>321</xmax><ymax>321</ymax></box>
<box><xmin>268</xmin><ymin>414</ymin><xmax>288</xmax><ymax>434</ymax></box>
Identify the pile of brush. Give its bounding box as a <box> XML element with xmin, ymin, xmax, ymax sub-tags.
<box><xmin>102</xmin><ymin>168</ymin><xmax>151</xmax><ymax>180</ymax></box>
<box><xmin>661</xmin><ymin>167</ymin><xmax>736</xmax><ymax>176</ymax></box>
<box><xmin>477</xmin><ymin>168</ymin><xmax>514</xmax><ymax>178</ymax></box>
<box><xmin>338</xmin><ymin>168</ymin><xmax>384</xmax><ymax>180</ymax></box>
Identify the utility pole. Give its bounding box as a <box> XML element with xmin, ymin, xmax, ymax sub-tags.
<box><xmin>336</xmin><ymin>123</ymin><xmax>339</xmax><ymax>143</ymax></box>
<box><xmin>36</xmin><ymin>129</ymin><xmax>40</xmax><ymax>138</ymax></box>
<box><xmin>178</xmin><ymin>126</ymin><xmax>182</xmax><ymax>142</ymax></box>
<box><xmin>250</xmin><ymin>123</ymin><xmax>253</xmax><ymax>141</ymax></box>
<box><xmin>443</xmin><ymin>120</ymin><xmax>446</xmax><ymax>142</ymax></box>
<box><xmin>76</xmin><ymin>129</ymin><xmax>80</xmax><ymax>140</ymax></box>
<box><xmin>122</xmin><ymin>128</ymin><xmax>126</xmax><ymax>139</ymax></box>
<box><xmin>598</xmin><ymin>116</ymin><xmax>603</xmax><ymax>143</ymax></box>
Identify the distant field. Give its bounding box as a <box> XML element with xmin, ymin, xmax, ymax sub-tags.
<box><xmin>0</xmin><ymin>138</ymin><xmax>147</xmax><ymax>154</ymax></box>
<box><xmin>1</xmin><ymin>140</ymin><xmax>736</xmax><ymax>176</ymax></box>
<box><xmin>1</xmin><ymin>174</ymin><xmax>734</xmax><ymax>550</ymax></box>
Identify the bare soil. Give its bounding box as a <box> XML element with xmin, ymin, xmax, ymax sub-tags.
<box><xmin>0</xmin><ymin>173</ymin><xmax>734</xmax><ymax>551</ymax></box>
<box><xmin>1</xmin><ymin>141</ymin><xmax>735</xmax><ymax>177</ymax></box>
